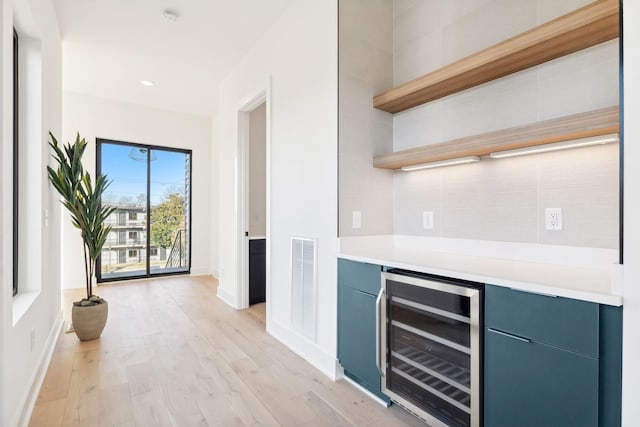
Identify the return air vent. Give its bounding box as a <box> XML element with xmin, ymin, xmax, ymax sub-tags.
<box><xmin>291</xmin><ymin>237</ymin><xmax>317</xmax><ymax>341</ymax></box>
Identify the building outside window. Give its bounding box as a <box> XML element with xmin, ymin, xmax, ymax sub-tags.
<box><xmin>129</xmin><ymin>212</ymin><xmax>137</xmax><ymax>220</ymax></box>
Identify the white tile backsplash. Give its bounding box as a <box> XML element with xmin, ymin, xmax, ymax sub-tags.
<box><xmin>394</xmin><ymin>31</ymin><xmax>443</xmax><ymax>85</ymax></box>
<box><xmin>339</xmin><ymin>0</ymin><xmax>619</xmax><ymax>248</ymax></box>
<box><xmin>440</xmin><ymin>0</ymin><xmax>538</xmax><ymax>65</ymax></box>
<box><xmin>537</xmin><ymin>0</ymin><xmax>595</xmax><ymax>24</ymax></box>
<box><xmin>339</xmin><ymin>0</ymin><xmax>394</xmax><ymax>236</ymax></box>
<box><xmin>436</xmin><ymin>70</ymin><xmax>539</xmax><ymax>140</ymax></box>
<box><xmin>393</xmin><ymin>144</ymin><xmax>619</xmax><ymax>248</ymax></box>
<box><xmin>389</xmin><ymin>0</ymin><xmax>620</xmax><ymax>249</ymax></box>
<box><xmin>536</xmin><ymin>41</ymin><xmax>620</xmax><ymax>120</ymax></box>
<box><xmin>340</xmin><ymin>0</ymin><xmax>393</xmax><ymax>52</ymax></box>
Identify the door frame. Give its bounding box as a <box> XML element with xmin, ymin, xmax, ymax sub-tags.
<box><xmin>236</xmin><ymin>79</ymin><xmax>271</xmax><ymax>317</ymax></box>
<box><xmin>96</xmin><ymin>138</ymin><xmax>193</xmax><ymax>282</ymax></box>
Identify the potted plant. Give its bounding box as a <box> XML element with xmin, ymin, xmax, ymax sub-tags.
<box><xmin>47</xmin><ymin>132</ymin><xmax>115</xmax><ymax>340</ymax></box>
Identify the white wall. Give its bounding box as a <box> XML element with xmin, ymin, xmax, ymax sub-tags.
<box><xmin>61</xmin><ymin>92</ymin><xmax>213</xmax><ymax>288</ymax></box>
<box><xmin>249</xmin><ymin>102</ymin><xmax>266</xmax><ymax>237</ymax></box>
<box><xmin>0</xmin><ymin>0</ymin><xmax>62</xmax><ymax>425</ymax></box>
<box><xmin>217</xmin><ymin>0</ymin><xmax>339</xmax><ymax>377</ymax></box>
<box><xmin>623</xmin><ymin>1</ymin><xmax>640</xmax><ymax>424</ymax></box>
<box><xmin>391</xmin><ymin>0</ymin><xmax>619</xmax><ymax>248</ymax></box>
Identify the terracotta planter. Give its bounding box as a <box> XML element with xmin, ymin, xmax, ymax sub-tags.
<box><xmin>72</xmin><ymin>300</ymin><xmax>108</xmax><ymax>341</ymax></box>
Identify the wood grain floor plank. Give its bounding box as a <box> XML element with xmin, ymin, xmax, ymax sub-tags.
<box><xmin>99</xmin><ymin>383</ymin><xmax>135</xmax><ymax>427</ymax></box>
<box><xmin>130</xmin><ymin>389</ymin><xmax>174</xmax><ymax>427</ymax></box>
<box><xmin>29</xmin><ymin>398</ymin><xmax>66</xmax><ymax>427</ymax></box>
<box><xmin>30</xmin><ymin>276</ymin><xmax>422</xmax><ymax>427</ymax></box>
<box><xmin>36</xmin><ymin>350</ymin><xmax>74</xmax><ymax>404</ymax></box>
<box><xmin>298</xmin><ymin>391</ymin><xmax>353</xmax><ymax>427</ymax></box>
<box><xmin>196</xmin><ymin>393</ymin><xmax>245</xmax><ymax>427</ymax></box>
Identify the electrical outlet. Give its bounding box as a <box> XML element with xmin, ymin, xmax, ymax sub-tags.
<box><xmin>352</xmin><ymin>211</ymin><xmax>362</xmax><ymax>229</ymax></box>
<box><xmin>422</xmin><ymin>211</ymin><xmax>434</xmax><ymax>229</ymax></box>
<box><xmin>30</xmin><ymin>328</ymin><xmax>35</xmax><ymax>352</ymax></box>
<box><xmin>545</xmin><ymin>208</ymin><xmax>562</xmax><ymax>231</ymax></box>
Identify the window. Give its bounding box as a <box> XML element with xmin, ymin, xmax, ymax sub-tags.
<box><xmin>128</xmin><ymin>249</ymin><xmax>138</xmax><ymax>258</ymax></box>
<box><xmin>12</xmin><ymin>28</ymin><xmax>18</xmax><ymax>297</ymax></box>
<box><xmin>97</xmin><ymin>139</ymin><xmax>192</xmax><ymax>282</ymax></box>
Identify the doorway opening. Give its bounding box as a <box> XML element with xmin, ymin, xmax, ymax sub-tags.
<box><xmin>237</xmin><ymin>86</ymin><xmax>270</xmax><ymax>326</ymax></box>
<box><xmin>96</xmin><ymin>139</ymin><xmax>192</xmax><ymax>282</ymax></box>
<box><xmin>248</xmin><ymin>102</ymin><xmax>267</xmax><ymax>309</ymax></box>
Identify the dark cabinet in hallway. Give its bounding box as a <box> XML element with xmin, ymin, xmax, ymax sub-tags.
<box><xmin>249</xmin><ymin>238</ymin><xmax>266</xmax><ymax>305</ymax></box>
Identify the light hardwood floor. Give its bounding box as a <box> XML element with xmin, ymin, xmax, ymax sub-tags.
<box><xmin>30</xmin><ymin>276</ymin><xmax>424</xmax><ymax>426</ymax></box>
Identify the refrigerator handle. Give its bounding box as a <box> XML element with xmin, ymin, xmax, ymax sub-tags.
<box><xmin>375</xmin><ymin>287</ymin><xmax>385</xmax><ymax>376</ymax></box>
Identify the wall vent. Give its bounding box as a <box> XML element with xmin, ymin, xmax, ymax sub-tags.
<box><xmin>290</xmin><ymin>237</ymin><xmax>317</xmax><ymax>340</ymax></box>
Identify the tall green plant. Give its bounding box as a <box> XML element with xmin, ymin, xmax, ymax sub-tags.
<box><xmin>47</xmin><ymin>132</ymin><xmax>115</xmax><ymax>299</ymax></box>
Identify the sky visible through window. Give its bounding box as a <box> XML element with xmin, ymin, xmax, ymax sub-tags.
<box><xmin>101</xmin><ymin>143</ymin><xmax>187</xmax><ymax>206</ymax></box>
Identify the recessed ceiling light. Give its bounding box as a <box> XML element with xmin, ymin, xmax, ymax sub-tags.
<box><xmin>162</xmin><ymin>9</ymin><xmax>180</xmax><ymax>23</ymax></box>
<box><xmin>140</xmin><ymin>80</ymin><xmax>154</xmax><ymax>87</ymax></box>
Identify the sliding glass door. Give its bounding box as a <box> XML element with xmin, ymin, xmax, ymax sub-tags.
<box><xmin>97</xmin><ymin>139</ymin><xmax>192</xmax><ymax>282</ymax></box>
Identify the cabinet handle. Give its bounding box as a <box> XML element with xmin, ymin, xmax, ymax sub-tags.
<box><xmin>488</xmin><ymin>328</ymin><xmax>531</xmax><ymax>343</ymax></box>
<box><xmin>375</xmin><ymin>287</ymin><xmax>385</xmax><ymax>376</ymax></box>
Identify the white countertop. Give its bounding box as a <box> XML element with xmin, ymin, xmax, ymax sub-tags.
<box><xmin>337</xmin><ymin>236</ymin><xmax>623</xmax><ymax>306</ymax></box>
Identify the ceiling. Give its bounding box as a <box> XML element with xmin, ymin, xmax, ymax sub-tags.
<box><xmin>54</xmin><ymin>0</ymin><xmax>292</xmax><ymax>117</ymax></box>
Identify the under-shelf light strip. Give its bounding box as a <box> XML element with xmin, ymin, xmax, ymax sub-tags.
<box><xmin>400</xmin><ymin>134</ymin><xmax>618</xmax><ymax>172</ymax></box>
<box><xmin>401</xmin><ymin>156</ymin><xmax>480</xmax><ymax>172</ymax></box>
<box><xmin>488</xmin><ymin>133</ymin><xmax>619</xmax><ymax>159</ymax></box>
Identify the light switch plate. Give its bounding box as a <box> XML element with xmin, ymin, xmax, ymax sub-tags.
<box><xmin>422</xmin><ymin>211</ymin><xmax>434</xmax><ymax>229</ymax></box>
<box><xmin>352</xmin><ymin>211</ymin><xmax>362</xmax><ymax>229</ymax></box>
<box><xmin>545</xmin><ymin>208</ymin><xmax>562</xmax><ymax>231</ymax></box>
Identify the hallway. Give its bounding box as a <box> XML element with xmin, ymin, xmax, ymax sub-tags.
<box><xmin>29</xmin><ymin>276</ymin><xmax>422</xmax><ymax>426</ymax></box>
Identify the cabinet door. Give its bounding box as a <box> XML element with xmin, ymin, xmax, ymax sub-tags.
<box><xmin>249</xmin><ymin>239</ymin><xmax>266</xmax><ymax>305</ymax></box>
<box><xmin>485</xmin><ymin>327</ymin><xmax>599</xmax><ymax>427</ymax></box>
<box><xmin>338</xmin><ymin>284</ymin><xmax>381</xmax><ymax>395</ymax></box>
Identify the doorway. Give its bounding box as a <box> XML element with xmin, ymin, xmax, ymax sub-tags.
<box><xmin>96</xmin><ymin>139</ymin><xmax>192</xmax><ymax>282</ymax></box>
<box><xmin>248</xmin><ymin>102</ymin><xmax>267</xmax><ymax>307</ymax></box>
<box><xmin>237</xmin><ymin>86</ymin><xmax>270</xmax><ymax>319</ymax></box>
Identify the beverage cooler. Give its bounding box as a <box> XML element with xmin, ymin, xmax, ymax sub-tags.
<box><xmin>378</xmin><ymin>270</ymin><xmax>483</xmax><ymax>427</ymax></box>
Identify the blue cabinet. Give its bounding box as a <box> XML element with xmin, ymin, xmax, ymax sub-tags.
<box><xmin>337</xmin><ymin>258</ymin><xmax>389</xmax><ymax>402</ymax></box>
<box><xmin>485</xmin><ymin>285</ymin><xmax>622</xmax><ymax>427</ymax></box>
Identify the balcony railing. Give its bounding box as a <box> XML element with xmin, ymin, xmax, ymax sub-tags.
<box><xmin>104</xmin><ymin>238</ymin><xmax>144</xmax><ymax>247</ymax></box>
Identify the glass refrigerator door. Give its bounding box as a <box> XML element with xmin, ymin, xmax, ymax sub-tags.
<box><xmin>385</xmin><ymin>276</ymin><xmax>479</xmax><ymax>427</ymax></box>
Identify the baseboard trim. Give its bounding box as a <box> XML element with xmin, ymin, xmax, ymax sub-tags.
<box><xmin>190</xmin><ymin>267</ymin><xmax>210</xmax><ymax>276</ymax></box>
<box><xmin>16</xmin><ymin>312</ymin><xmax>64</xmax><ymax>427</ymax></box>
<box><xmin>216</xmin><ymin>285</ymin><xmax>237</xmax><ymax>308</ymax></box>
<box><xmin>267</xmin><ymin>319</ymin><xmax>338</xmax><ymax>380</ymax></box>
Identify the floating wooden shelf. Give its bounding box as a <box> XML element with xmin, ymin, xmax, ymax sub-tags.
<box><xmin>373</xmin><ymin>106</ymin><xmax>619</xmax><ymax>170</ymax></box>
<box><xmin>373</xmin><ymin>0</ymin><xmax>619</xmax><ymax>114</ymax></box>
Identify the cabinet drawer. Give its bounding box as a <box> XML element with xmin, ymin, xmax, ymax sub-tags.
<box><xmin>485</xmin><ymin>285</ymin><xmax>599</xmax><ymax>358</ymax></box>
<box><xmin>485</xmin><ymin>327</ymin><xmax>599</xmax><ymax>427</ymax></box>
<box><xmin>338</xmin><ymin>258</ymin><xmax>382</xmax><ymax>295</ymax></box>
